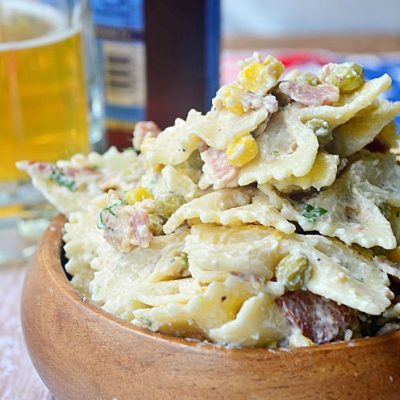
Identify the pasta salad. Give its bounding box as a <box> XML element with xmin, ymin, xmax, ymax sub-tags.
<box><xmin>19</xmin><ymin>53</ymin><xmax>400</xmax><ymax>348</ymax></box>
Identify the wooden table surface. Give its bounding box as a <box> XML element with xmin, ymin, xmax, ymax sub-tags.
<box><xmin>1</xmin><ymin>260</ymin><xmax>52</xmax><ymax>399</ymax></box>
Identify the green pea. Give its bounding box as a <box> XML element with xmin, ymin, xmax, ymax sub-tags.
<box><xmin>155</xmin><ymin>194</ymin><xmax>186</xmax><ymax>220</ymax></box>
<box><xmin>149</xmin><ymin>213</ymin><xmax>164</xmax><ymax>236</ymax></box>
<box><xmin>276</xmin><ymin>255</ymin><xmax>311</xmax><ymax>291</ymax></box>
<box><xmin>187</xmin><ymin>150</ymin><xmax>203</xmax><ymax>170</ymax></box>
<box><xmin>323</xmin><ymin>63</ymin><xmax>364</xmax><ymax>93</ymax></box>
<box><xmin>297</xmin><ymin>72</ymin><xmax>320</xmax><ymax>86</ymax></box>
<box><xmin>306</xmin><ymin>118</ymin><xmax>332</xmax><ymax>146</ymax></box>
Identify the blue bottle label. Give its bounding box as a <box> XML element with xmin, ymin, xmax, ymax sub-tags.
<box><xmin>90</xmin><ymin>0</ymin><xmax>146</xmax><ymax>123</ymax></box>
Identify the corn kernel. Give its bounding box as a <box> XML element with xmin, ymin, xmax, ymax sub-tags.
<box><xmin>215</xmin><ymin>84</ymin><xmax>245</xmax><ymax>115</ymax></box>
<box><xmin>226</xmin><ymin>135</ymin><xmax>258</xmax><ymax>167</ymax></box>
<box><xmin>125</xmin><ymin>187</ymin><xmax>153</xmax><ymax>204</ymax></box>
<box><xmin>153</xmin><ymin>163</ymin><xmax>165</xmax><ymax>173</ymax></box>
<box><xmin>238</xmin><ymin>55</ymin><xmax>284</xmax><ymax>95</ymax></box>
<box><xmin>388</xmin><ymin>247</ymin><xmax>400</xmax><ymax>263</ymax></box>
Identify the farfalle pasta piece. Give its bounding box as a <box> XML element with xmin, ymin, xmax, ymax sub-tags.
<box><xmin>163</xmin><ymin>188</ymin><xmax>295</xmax><ymax>235</ymax></box>
<box><xmin>329</xmin><ymin>100</ymin><xmax>400</xmax><ymax>156</ymax></box>
<box><xmin>298</xmin><ymin>74</ymin><xmax>392</xmax><ymax>128</ymax></box>
<box><xmin>141</xmin><ymin>116</ymin><xmax>203</xmax><ymax>165</ymax></box>
<box><xmin>349</xmin><ymin>151</ymin><xmax>400</xmax><ymax>207</ymax></box>
<box><xmin>142</xmin><ymin>107</ymin><xmax>268</xmax><ymax>167</ymax></box>
<box><xmin>163</xmin><ymin>188</ymin><xmax>251</xmax><ymax>234</ymax></box>
<box><xmin>191</xmin><ymin>108</ymin><xmax>269</xmax><ymax>150</ymax></box>
<box><xmin>63</xmin><ymin>198</ymin><xmax>106</xmax><ymax>297</ymax></box>
<box><xmin>281</xmin><ymin>152</ymin><xmax>400</xmax><ymax>249</ymax></box>
<box><xmin>184</xmin><ymin>224</ymin><xmax>281</xmax><ymax>283</ymax></box>
<box><xmin>17</xmin><ymin>147</ymin><xmax>145</xmax><ymax>215</ymax></box>
<box><xmin>209</xmin><ymin>292</ymin><xmax>290</xmax><ymax>347</ymax></box>
<box><xmin>282</xmin><ymin>235</ymin><xmax>393</xmax><ymax>315</ymax></box>
<box><xmin>281</xmin><ymin>182</ymin><xmax>394</xmax><ymax>249</ymax></box>
<box><xmin>126</xmin><ymin>279</ymin><xmax>203</xmax><ymax>307</ymax></box>
<box><xmin>133</xmin><ymin>276</ymin><xmax>286</xmax><ymax>346</ymax></box>
<box><xmin>89</xmin><ymin>231</ymin><xmax>190</xmax><ymax>319</ymax></box>
<box><xmin>238</xmin><ymin>106</ymin><xmax>319</xmax><ymax>185</ymax></box>
<box><xmin>273</xmin><ymin>152</ymin><xmax>339</xmax><ymax>192</ymax></box>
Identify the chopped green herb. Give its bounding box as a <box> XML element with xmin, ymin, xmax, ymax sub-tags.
<box><xmin>140</xmin><ymin>317</ymin><xmax>153</xmax><ymax>328</ymax></box>
<box><xmin>302</xmin><ymin>203</ymin><xmax>328</xmax><ymax>223</ymax></box>
<box><xmin>50</xmin><ymin>169</ymin><xmax>77</xmax><ymax>191</ymax></box>
<box><xmin>98</xmin><ymin>200</ymin><xmax>125</xmax><ymax>229</ymax></box>
<box><xmin>179</xmin><ymin>252</ymin><xmax>189</xmax><ymax>267</ymax></box>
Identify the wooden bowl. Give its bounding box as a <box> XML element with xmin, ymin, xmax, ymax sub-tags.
<box><xmin>22</xmin><ymin>215</ymin><xmax>400</xmax><ymax>400</ymax></box>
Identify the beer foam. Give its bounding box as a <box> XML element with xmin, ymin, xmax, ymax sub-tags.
<box><xmin>0</xmin><ymin>0</ymin><xmax>80</xmax><ymax>52</ymax></box>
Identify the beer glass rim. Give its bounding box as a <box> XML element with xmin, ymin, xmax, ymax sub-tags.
<box><xmin>0</xmin><ymin>0</ymin><xmax>80</xmax><ymax>52</ymax></box>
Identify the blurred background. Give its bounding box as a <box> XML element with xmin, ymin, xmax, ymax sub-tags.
<box><xmin>94</xmin><ymin>0</ymin><xmax>400</xmax><ymax>148</ymax></box>
<box><xmin>223</xmin><ymin>0</ymin><xmax>400</xmax><ymax>50</ymax></box>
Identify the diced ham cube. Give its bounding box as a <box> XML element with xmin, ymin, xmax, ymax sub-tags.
<box><xmin>276</xmin><ymin>291</ymin><xmax>359</xmax><ymax>344</ymax></box>
<box><xmin>200</xmin><ymin>148</ymin><xmax>239</xmax><ymax>189</ymax></box>
<box><xmin>133</xmin><ymin>121</ymin><xmax>161</xmax><ymax>151</ymax></box>
<box><xmin>129</xmin><ymin>205</ymin><xmax>153</xmax><ymax>248</ymax></box>
<box><xmin>279</xmin><ymin>81</ymin><xmax>339</xmax><ymax>107</ymax></box>
<box><xmin>102</xmin><ymin>201</ymin><xmax>153</xmax><ymax>251</ymax></box>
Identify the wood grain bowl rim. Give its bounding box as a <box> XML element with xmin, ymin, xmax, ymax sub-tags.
<box><xmin>43</xmin><ymin>214</ymin><xmax>400</xmax><ymax>356</ymax></box>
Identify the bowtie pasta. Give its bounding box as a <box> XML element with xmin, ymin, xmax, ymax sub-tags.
<box><xmin>20</xmin><ymin>53</ymin><xmax>400</xmax><ymax>349</ymax></box>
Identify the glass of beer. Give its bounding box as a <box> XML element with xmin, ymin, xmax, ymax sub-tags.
<box><xmin>0</xmin><ymin>0</ymin><xmax>102</xmax><ymax>263</ymax></box>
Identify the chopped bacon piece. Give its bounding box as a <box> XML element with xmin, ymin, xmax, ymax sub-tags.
<box><xmin>276</xmin><ymin>291</ymin><xmax>358</xmax><ymax>344</ymax></box>
<box><xmin>279</xmin><ymin>81</ymin><xmax>339</xmax><ymax>107</ymax></box>
<box><xmin>200</xmin><ymin>148</ymin><xmax>239</xmax><ymax>189</ymax></box>
<box><xmin>102</xmin><ymin>202</ymin><xmax>153</xmax><ymax>252</ymax></box>
<box><xmin>133</xmin><ymin>121</ymin><xmax>161</xmax><ymax>151</ymax></box>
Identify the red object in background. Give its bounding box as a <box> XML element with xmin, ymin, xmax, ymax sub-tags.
<box><xmin>106</xmin><ymin>126</ymin><xmax>133</xmax><ymax>150</ymax></box>
<box><xmin>277</xmin><ymin>52</ymin><xmax>332</xmax><ymax>67</ymax></box>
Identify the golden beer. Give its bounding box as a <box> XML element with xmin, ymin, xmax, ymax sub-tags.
<box><xmin>0</xmin><ymin>0</ymin><xmax>89</xmax><ymax>182</ymax></box>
